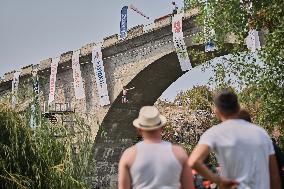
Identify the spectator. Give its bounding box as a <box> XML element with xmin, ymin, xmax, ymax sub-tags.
<box><xmin>118</xmin><ymin>106</ymin><xmax>194</xmax><ymax>189</ymax></box>
<box><xmin>238</xmin><ymin>109</ymin><xmax>252</xmax><ymax>122</ymax></box>
<box><xmin>188</xmin><ymin>90</ymin><xmax>281</xmax><ymax>189</ymax></box>
<box><xmin>239</xmin><ymin>109</ymin><xmax>284</xmax><ymax>188</ymax></box>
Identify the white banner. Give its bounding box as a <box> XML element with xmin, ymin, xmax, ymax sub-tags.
<box><xmin>245</xmin><ymin>29</ymin><xmax>261</xmax><ymax>52</ymax></box>
<box><xmin>48</xmin><ymin>57</ymin><xmax>59</xmax><ymax>105</ymax></box>
<box><xmin>172</xmin><ymin>13</ymin><xmax>191</xmax><ymax>71</ymax></box>
<box><xmin>92</xmin><ymin>45</ymin><xmax>110</xmax><ymax>106</ymax></box>
<box><xmin>12</xmin><ymin>71</ymin><xmax>21</xmax><ymax>107</ymax></box>
<box><xmin>72</xmin><ymin>50</ymin><xmax>85</xmax><ymax>100</ymax></box>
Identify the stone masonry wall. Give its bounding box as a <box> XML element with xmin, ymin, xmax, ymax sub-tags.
<box><xmin>0</xmin><ymin>8</ymin><xmax>200</xmax><ymax>139</ymax></box>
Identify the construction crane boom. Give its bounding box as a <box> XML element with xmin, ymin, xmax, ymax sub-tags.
<box><xmin>129</xmin><ymin>4</ymin><xmax>150</xmax><ymax>20</ymax></box>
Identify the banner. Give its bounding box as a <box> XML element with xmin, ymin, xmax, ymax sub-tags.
<box><xmin>30</xmin><ymin>104</ymin><xmax>36</xmax><ymax>129</ymax></box>
<box><xmin>204</xmin><ymin>0</ymin><xmax>216</xmax><ymax>52</ymax></box>
<box><xmin>72</xmin><ymin>50</ymin><xmax>85</xmax><ymax>100</ymax></box>
<box><xmin>32</xmin><ymin>68</ymin><xmax>39</xmax><ymax>95</ymax></box>
<box><xmin>11</xmin><ymin>71</ymin><xmax>21</xmax><ymax>107</ymax></box>
<box><xmin>172</xmin><ymin>13</ymin><xmax>191</xmax><ymax>71</ymax></box>
<box><xmin>120</xmin><ymin>6</ymin><xmax>128</xmax><ymax>39</ymax></box>
<box><xmin>48</xmin><ymin>57</ymin><xmax>59</xmax><ymax>105</ymax></box>
<box><xmin>92</xmin><ymin>45</ymin><xmax>110</xmax><ymax>106</ymax></box>
<box><xmin>245</xmin><ymin>29</ymin><xmax>261</xmax><ymax>52</ymax></box>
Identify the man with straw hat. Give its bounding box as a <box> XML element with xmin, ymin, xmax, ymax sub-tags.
<box><xmin>118</xmin><ymin>106</ymin><xmax>195</xmax><ymax>189</ymax></box>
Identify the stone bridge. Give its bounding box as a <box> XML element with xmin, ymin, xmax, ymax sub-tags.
<box><xmin>0</xmin><ymin>8</ymin><xmax>241</xmax><ymax>188</ymax></box>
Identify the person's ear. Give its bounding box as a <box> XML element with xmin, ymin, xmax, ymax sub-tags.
<box><xmin>214</xmin><ymin>107</ymin><xmax>221</xmax><ymax>120</ymax></box>
<box><xmin>136</xmin><ymin>128</ymin><xmax>142</xmax><ymax>136</ymax></box>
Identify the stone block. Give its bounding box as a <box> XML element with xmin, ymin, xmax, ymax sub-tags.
<box><xmin>184</xmin><ymin>7</ymin><xmax>200</xmax><ymax>18</ymax></box>
<box><xmin>39</xmin><ymin>58</ymin><xmax>52</xmax><ymax>70</ymax></box>
<box><xmin>154</xmin><ymin>14</ymin><xmax>172</xmax><ymax>29</ymax></box>
<box><xmin>103</xmin><ymin>34</ymin><xmax>119</xmax><ymax>48</ymax></box>
<box><xmin>60</xmin><ymin>51</ymin><xmax>73</xmax><ymax>64</ymax></box>
<box><xmin>225</xmin><ymin>32</ymin><xmax>240</xmax><ymax>44</ymax></box>
<box><xmin>21</xmin><ymin>65</ymin><xmax>33</xmax><ymax>76</ymax></box>
<box><xmin>127</xmin><ymin>25</ymin><xmax>143</xmax><ymax>39</ymax></box>
<box><xmin>4</xmin><ymin>71</ymin><xmax>15</xmax><ymax>81</ymax></box>
<box><xmin>81</xmin><ymin>43</ymin><xmax>95</xmax><ymax>56</ymax></box>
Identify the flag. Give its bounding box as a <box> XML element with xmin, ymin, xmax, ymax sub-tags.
<box><xmin>120</xmin><ymin>6</ymin><xmax>128</xmax><ymax>39</ymax></box>
<box><xmin>72</xmin><ymin>50</ymin><xmax>85</xmax><ymax>100</ymax></box>
<box><xmin>48</xmin><ymin>57</ymin><xmax>59</xmax><ymax>105</ymax></box>
<box><xmin>92</xmin><ymin>45</ymin><xmax>110</xmax><ymax>106</ymax></box>
<box><xmin>172</xmin><ymin>13</ymin><xmax>191</xmax><ymax>71</ymax></box>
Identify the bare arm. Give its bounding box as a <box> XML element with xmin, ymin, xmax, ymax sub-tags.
<box><xmin>127</xmin><ymin>87</ymin><xmax>135</xmax><ymax>91</ymax></box>
<box><xmin>172</xmin><ymin>145</ymin><xmax>195</xmax><ymax>189</ymax></box>
<box><xmin>188</xmin><ymin>144</ymin><xmax>238</xmax><ymax>188</ymax></box>
<box><xmin>118</xmin><ymin>149</ymin><xmax>132</xmax><ymax>189</ymax></box>
<box><xmin>181</xmin><ymin>159</ymin><xmax>195</xmax><ymax>189</ymax></box>
<box><xmin>269</xmin><ymin>155</ymin><xmax>281</xmax><ymax>189</ymax></box>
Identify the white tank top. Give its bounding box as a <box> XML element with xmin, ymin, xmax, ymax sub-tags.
<box><xmin>130</xmin><ymin>141</ymin><xmax>182</xmax><ymax>189</ymax></box>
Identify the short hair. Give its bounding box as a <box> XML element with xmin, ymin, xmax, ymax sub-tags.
<box><xmin>214</xmin><ymin>90</ymin><xmax>240</xmax><ymax>117</ymax></box>
<box><xmin>238</xmin><ymin>109</ymin><xmax>252</xmax><ymax>122</ymax></box>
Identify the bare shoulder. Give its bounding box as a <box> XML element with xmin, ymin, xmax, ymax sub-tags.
<box><xmin>120</xmin><ymin>145</ymin><xmax>137</xmax><ymax>168</ymax></box>
<box><xmin>172</xmin><ymin>144</ymin><xmax>188</xmax><ymax>165</ymax></box>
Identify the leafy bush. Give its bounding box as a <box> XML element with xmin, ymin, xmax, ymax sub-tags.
<box><xmin>0</xmin><ymin>101</ymin><xmax>93</xmax><ymax>189</ymax></box>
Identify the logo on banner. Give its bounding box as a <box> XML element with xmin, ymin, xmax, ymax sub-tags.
<box><xmin>48</xmin><ymin>57</ymin><xmax>59</xmax><ymax>105</ymax></box>
<box><xmin>72</xmin><ymin>50</ymin><xmax>85</xmax><ymax>100</ymax></box>
<box><xmin>120</xmin><ymin>6</ymin><xmax>128</xmax><ymax>39</ymax></box>
<box><xmin>92</xmin><ymin>45</ymin><xmax>110</xmax><ymax>106</ymax></box>
<box><xmin>172</xmin><ymin>13</ymin><xmax>191</xmax><ymax>71</ymax></box>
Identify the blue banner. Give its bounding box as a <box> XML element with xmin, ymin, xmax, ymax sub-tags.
<box><xmin>120</xmin><ymin>6</ymin><xmax>128</xmax><ymax>39</ymax></box>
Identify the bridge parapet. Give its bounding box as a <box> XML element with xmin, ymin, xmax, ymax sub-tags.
<box><xmin>0</xmin><ymin>7</ymin><xmax>201</xmax><ymax>85</ymax></box>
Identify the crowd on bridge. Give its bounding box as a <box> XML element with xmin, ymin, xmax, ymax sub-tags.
<box><xmin>118</xmin><ymin>90</ymin><xmax>284</xmax><ymax>189</ymax></box>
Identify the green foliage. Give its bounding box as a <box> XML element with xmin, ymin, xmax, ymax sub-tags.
<box><xmin>185</xmin><ymin>0</ymin><xmax>284</xmax><ymax>143</ymax></box>
<box><xmin>0</xmin><ymin>102</ymin><xmax>93</xmax><ymax>188</ymax></box>
<box><xmin>175</xmin><ymin>85</ymin><xmax>214</xmax><ymax>112</ymax></box>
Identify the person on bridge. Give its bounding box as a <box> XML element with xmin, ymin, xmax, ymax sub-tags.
<box><xmin>122</xmin><ymin>86</ymin><xmax>135</xmax><ymax>104</ymax></box>
<box><xmin>118</xmin><ymin>106</ymin><xmax>195</xmax><ymax>189</ymax></box>
<box><xmin>188</xmin><ymin>90</ymin><xmax>281</xmax><ymax>189</ymax></box>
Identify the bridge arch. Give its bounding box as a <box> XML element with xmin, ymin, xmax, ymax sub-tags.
<box><xmin>92</xmin><ymin>45</ymin><xmax>232</xmax><ymax>188</ymax></box>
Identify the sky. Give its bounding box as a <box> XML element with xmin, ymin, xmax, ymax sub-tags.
<box><xmin>0</xmin><ymin>0</ymin><xmax>213</xmax><ymax>100</ymax></box>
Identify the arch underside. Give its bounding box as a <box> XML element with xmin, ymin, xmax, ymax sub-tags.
<box><xmin>91</xmin><ymin>45</ymin><xmax>232</xmax><ymax>188</ymax></box>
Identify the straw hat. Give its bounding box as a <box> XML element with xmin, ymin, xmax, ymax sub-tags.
<box><xmin>133</xmin><ymin>106</ymin><xmax>167</xmax><ymax>131</ymax></box>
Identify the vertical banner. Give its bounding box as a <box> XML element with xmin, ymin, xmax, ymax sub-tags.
<box><xmin>92</xmin><ymin>45</ymin><xmax>110</xmax><ymax>106</ymax></box>
<box><xmin>172</xmin><ymin>13</ymin><xmax>191</xmax><ymax>71</ymax></box>
<box><xmin>30</xmin><ymin>104</ymin><xmax>36</xmax><ymax>129</ymax></box>
<box><xmin>120</xmin><ymin>6</ymin><xmax>128</xmax><ymax>39</ymax></box>
<box><xmin>72</xmin><ymin>50</ymin><xmax>85</xmax><ymax>100</ymax></box>
<box><xmin>48</xmin><ymin>57</ymin><xmax>59</xmax><ymax>105</ymax></box>
<box><xmin>245</xmin><ymin>29</ymin><xmax>261</xmax><ymax>52</ymax></box>
<box><xmin>204</xmin><ymin>0</ymin><xmax>216</xmax><ymax>52</ymax></box>
<box><xmin>11</xmin><ymin>71</ymin><xmax>21</xmax><ymax>107</ymax></box>
<box><xmin>32</xmin><ymin>68</ymin><xmax>40</xmax><ymax>95</ymax></box>
<box><xmin>31</xmin><ymin>68</ymin><xmax>39</xmax><ymax>129</ymax></box>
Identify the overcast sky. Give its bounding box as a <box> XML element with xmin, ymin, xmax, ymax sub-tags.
<box><xmin>0</xmin><ymin>0</ymin><xmax>213</xmax><ymax>100</ymax></box>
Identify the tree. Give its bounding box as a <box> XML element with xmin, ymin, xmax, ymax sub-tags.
<box><xmin>0</xmin><ymin>79</ymin><xmax>93</xmax><ymax>188</ymax></box>
<box><xmin>174</xmin><ymin>85</ymin><xmax>214</xmax><ymax>112</ymax></box>
<box><xmin>185</xmin><ymin>0</ymin><xmax>284</xmax><ymax>144</ymax></box>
